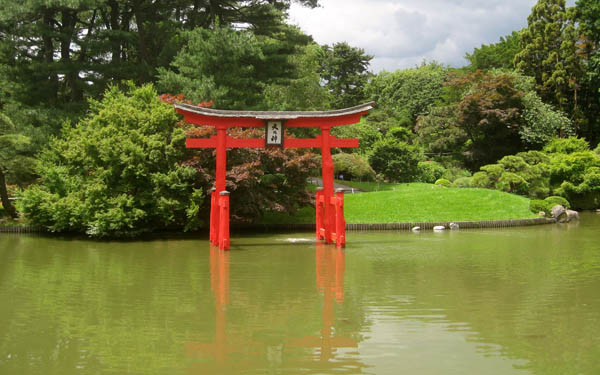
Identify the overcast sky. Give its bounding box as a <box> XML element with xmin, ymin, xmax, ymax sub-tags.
<box><xmin>288</xmin><ymin>0</ymin><xmax>576</xmax><ymax>73</ymax></box>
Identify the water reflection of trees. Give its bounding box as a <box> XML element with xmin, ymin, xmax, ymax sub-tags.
<box><xmin>345</xmin><ymin>224</ymin><xmax>600</xmax><ymax>375</ymax></box>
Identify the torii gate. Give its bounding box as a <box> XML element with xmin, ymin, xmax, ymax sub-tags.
<box><xmin>175</xmin><ymin>102</ymin><xmax>374</xmax><ymax>250</ymax></box>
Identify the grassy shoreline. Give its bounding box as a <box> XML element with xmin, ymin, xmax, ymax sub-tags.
<box><xmin>261</xmin><ymin>183</ymin><xmax>537</xmax><ymax>225</ymax></box>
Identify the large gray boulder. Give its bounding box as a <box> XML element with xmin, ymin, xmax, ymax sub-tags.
<box><xmin>566</xmin><ymin>209</ymin><xmax>580</xmax><ymax>221</ymax></box>
<box><xmin>551</xmin><ymin>205</ymin><xmax>567</xmax><ymax>222</ymax></box>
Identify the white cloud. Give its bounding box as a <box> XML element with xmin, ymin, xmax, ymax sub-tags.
<box><xmin>289</xmin><ymin>0</ymin><xmax>577</xmax><ymax>72</ymax></box>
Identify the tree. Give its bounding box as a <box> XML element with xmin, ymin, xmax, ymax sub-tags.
<box><xmin>466</xmin><ymin>31</ymin><xmax>522</xmax><ymax>71</ymax></box>
<box><xmin>515</xmin><ymin>0</ymin><xmax>583</xmax><ymax>121</ymax></box>
<box><xmin>320</xmin><ymin>42</ymin><xmax>373</xmax><ymax>108</ymax></box>
<box><xmin>0</xmin><ymin>0</ymin><xmax>319</xmax><ymax>110</ymax></box>
<box><xmin>0</xmin><ymin>113</ymin><xmax>33</xmax><ymax>218</ymax></box>
<box><xmin>368</xmin><ymin>138</ymin><xmax>423</xmax><ymax>182</ymax></box>
<box><xmin>158</xmin><ymin>25</ymin><xmax>267</xmax><ymax>109</ymax></box>
<box><xmin>451</xmin><ymin>71</ymin><xmax>526</xmax><ymax>170</ymax></box>
<box><xmin>158</xmin><ymin>23</ymin><xmax>316</xmax><ymax>110</ymax></box>
<box><xmin>512</xmin><ymin>72</ymin><xmax>575</xmax><ymax>147</ymax></box>
<box><xmin>366</xmin><ymin>62</ymin><xmax>448</xmax><ymax>125</ymax></box>
<box><xmin>18</xmin><ymin>84</ymin><xmax>203</xmax><ymax>236</ymax></box>
<box><xmin>182</xmin><ymin>126</ymin><xmax>319</xmax><ymax>222</ymax></box>
<box><xmin>415</xmin><ymin>104</ymin><xmax>467</xmax><ymax>161</ymax></box>
<box><xmin>264</xmin><ymin>43</ymin><xmax>333</xmax><ymax>111</ymax></box>
<box><xmin>575</xmin><ymin>0</ymin><xmax>600</xmax><ymax>144</ymax></box>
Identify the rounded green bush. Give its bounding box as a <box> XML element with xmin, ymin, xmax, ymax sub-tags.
<box><xmin>453</xmin><ymin>176</ymin><xmax>472</xmax><ymax>188</ymax></box>
<box><xmin>529</xmin><ymin>199</ymin><xmax>552</xmax><ymax>215</ymax></box>
<box><xmin>333</xmin><ymin>152</ymin><xmax>376</xmax><ymax>181</ymax></box>
<box><xmin>544</xmin><ymin>137</ymin><xmax>590</xmax><ymax>154</ymax></box>
<box><xmin>416</xmin><ymin>161</ymin><xmax>446</xmax><ymax>183</ymax></box>
<box><xmin>544</xmin><ymin>196</ymin><xmax>570</xmax><ymax>209</ymax></box>
<box><xmin>434</xmin><ymin>178</ymin><xmax>452</xmax><ymax>188</ymax></box>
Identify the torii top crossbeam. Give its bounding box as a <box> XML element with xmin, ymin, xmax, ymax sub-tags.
<box><xmin>174</xmin><ymin>102</ymin><xmax>374</xmax><ymax>249</ymax></box>
<box><xmin>174</xmin><ymin>102</ymin><xmax>374</xmax><ymax>125</ymax></box>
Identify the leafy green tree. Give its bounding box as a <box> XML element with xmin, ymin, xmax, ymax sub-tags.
<box><xmin>451</xmin><ymin>71</ymin><xmax>526</xmax><ymax>169</ymax></box>
<box><xmin>366</xmin><ymin>62</ymin><xmax>448</xmax><ymax>125</ymax></box>
<box><xmin>18</xmin><ymin>84</ymin><xmax>203</xmax><ymax>236</ymax></box>
<box><xmin>466</xmin><ymin>31</ymin><xmax>522</xmax><ymax>71</ymax></box>
<box><xmin>415</xmin><ymin>104</ymin><xmax>467</xmax><ymax>161</ymax></box>
<box><xmin>511</xmin><ymin>72</ymin><xmax>575</xmax><ymax>147</ymax></box>
<box><xmin>331</xmin><ymin>118</ymin><xmax>382</xmax><ymax>155</ymax></box>
<box><xmin>183</xmin><ymin>126</ymin><xmax>319</xmax><ymax>221</ymax></box>
<box><xmin>416</xmin><ymin>161</ymin><xmax>447</xmax><ymax>184</ymax></box>
<box><xmin>263</xmin><ymin>43</ymin><xmax>333</xmax><ymax>110</ymax></box>
<box><xmin>320</xmin><ymin>42</ymin><xmax>373</xmax><ymax>108</ymax></box>
<box><xmin>515</xmin><ymin>0</ymin><xmax>583</xmax><ymax>118</ymax></box>
<box><xmin>575</xmin><ymin>0</ymin><xmax>600</xmax><ymax>143</ymax></box>
<box><xmin>368</xmin><ymin>138</ymin><xmax>423</xmax><ymax>182</ymax></box>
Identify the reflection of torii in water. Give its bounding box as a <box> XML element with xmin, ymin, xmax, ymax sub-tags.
<box><xmin>185</xmin><ymin>247</ymin><xmax>231</xmax><ymax>367</ymax></box>
<box><xmin>186</xmin><ymin>244</ymin><xmax>365</xmax><ymax>373</ymax></box>
<box><xmin>287</xmin><ymin>243</ymin><xmax>358</xmax><ymax>364</ymax></box>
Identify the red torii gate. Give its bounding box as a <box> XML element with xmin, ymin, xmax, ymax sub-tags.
<box><xmin>175</xmin><ymin>102</ymin><xmax>374</xmax><ymax>250</ymax></box>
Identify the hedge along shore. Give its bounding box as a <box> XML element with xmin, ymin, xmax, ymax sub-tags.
<box><xmin>0</xmin><ymin>217</ymin><xmax>555</xmax><ymax>235</ymax></box>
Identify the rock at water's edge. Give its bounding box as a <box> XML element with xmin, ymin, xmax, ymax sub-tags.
<box><xmin>566</xmin><ymin>209</ymin><xmax>579</xmax><ymax>221</ymax></box>
<box><xmin>551</xmin><ymin>205</ymin><xmax>567</xmax><ymax>222</ymax></box>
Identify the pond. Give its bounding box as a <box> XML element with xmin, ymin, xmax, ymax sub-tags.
<box><xmin>1</xmin><ymin>213</ymin><xmax>600</xmax><ymax>374</ymax></box>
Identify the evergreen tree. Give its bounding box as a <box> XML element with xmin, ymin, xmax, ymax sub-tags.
<box><xmin>515</xmin><ymin>0</ymin><xmax>583</xmax><ymax>123</ymax></box>
<box><xmin>466</xmin><ymin>31</ymin><xmax>522</xmax><ymax>71</ymax></box>
<box><xmin>320</xmin><ymin>42</ymin><xmax>373</xmax><ymax>108</ymax></box>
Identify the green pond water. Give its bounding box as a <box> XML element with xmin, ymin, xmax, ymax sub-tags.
<box><xmin>1</xmin><ymin>214</ymin><xmax>600</xmax><ymax>375</ymax></box>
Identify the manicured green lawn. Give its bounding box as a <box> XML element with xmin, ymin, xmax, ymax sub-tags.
<box><xmin>260</xmin><ymin>183</ymin><xmax>537</xmax><ymax>224</ymax></box>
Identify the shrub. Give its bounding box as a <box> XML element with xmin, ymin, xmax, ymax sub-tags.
<box><xmin>496</xmin><ymin>172</ymin><xmax>529</xmax><ymax>195</ymax></box>
<box><xmin>434</xmin><ymin>178</ymin><xmax>452</xmax><ymax>187</ymax></box>
<box><xmin>529</xmin><ymin>199</ymin><xmax>552</xmax><ymax>215</ymax></box>
<box><xmin>453</xmin><ymin>176</ymin><xmax>472</xmax><ymax>188</ymax></box>
<box><xmin>416</xmin><ymin>161</ymin><xmax>446</xmax><ymax>183</ymax></box>
<box><xmin>554</xmin><ymin>165</ymin><xmax>600</xmax><ymax>209</ymax></box>
<box><xmin>471</xmin><ymin>171</ymin><xmax>494</xmax><ymax>189</ymax></box>
<box><xmin>18</xmin><ymin>84</ymin><xmax>203</xmax><ymax>237</ymax></box>
<box><xmin>441</xmin><ymin>166</ymin><xmax>472</xmax><ymax>182</ymax></box>
<box><xmin>368</xmin><ymin>138</ymin><xmax>423</xmax><ymax>182</ymax></box>
<box><xmin>333</xmin><ymin>153</ymin><xmax>376</xmax><ymax>181</ymax></box>
<box><xmin>387</xmin><ymin>127</ymin><xmax>413</xmax><ymax>142</ymax></box>
<box><xmin>544</xmin><ymin>196</ymin><xmax>570</xmax><ymax>209</ymax></box>
<box><xmin>471</xmin><ymin>153</ymin><xmax>550</xmax><ymax>198</ymax></box>
<box><xmin>543</xmin><ymin>137</ymin><xmax>589</xmax><ymax>154</ymax></box>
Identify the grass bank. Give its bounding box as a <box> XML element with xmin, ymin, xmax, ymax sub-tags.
<box><xmin>260</xmin><ymin>183</ymin><xmax>537</xmax><ymax>224</ymax></box>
